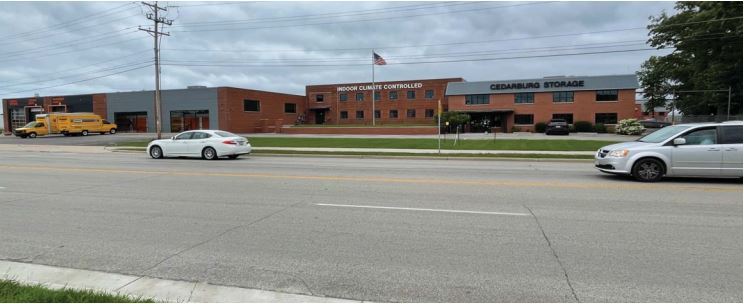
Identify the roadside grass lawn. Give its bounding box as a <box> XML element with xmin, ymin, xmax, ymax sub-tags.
<box><xmin>115</xmin><ymin>137</ymin><xmax>617</xmax><ymax>151</ymax></box>
<box><xmin>0</xmin><ymin>280</ymin><xmax>153</xmax><ymax>303</ymax></box>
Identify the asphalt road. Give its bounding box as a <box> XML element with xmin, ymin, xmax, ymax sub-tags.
<box><xmin>0</xmin><ymin>152</ymin><xmax>740</xmax><ymax>302</ymax></box>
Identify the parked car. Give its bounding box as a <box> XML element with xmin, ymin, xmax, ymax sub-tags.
<box><xmin>545</xmin><ymin>119</ymin><xmax>570</xmax><ymax>135</ymax></box>
<box><xmin>594</xmin><ymin>121</ymin><xmax>743</xmax><ymax>182</ymax></box>
<box><xmin>147</xmin><ymin>130</ymin><xmax>251</xmax><ymax>160</ymax></box>
<box><xmin>640</xmin><ymin>118</ymin><xmax>672</xmax><ymax>129</ymax></box>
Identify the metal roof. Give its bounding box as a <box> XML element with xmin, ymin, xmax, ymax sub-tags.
<box><xmin>446</xmin><ymin>74</ymin><xmax>638</xmax><ymax>95</ymax></box>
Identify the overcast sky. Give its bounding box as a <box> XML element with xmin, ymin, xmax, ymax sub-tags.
<box><xmin>0</xmin><ymin>0</ymin><xmax>677</xmax><ymax>102</ymax></box>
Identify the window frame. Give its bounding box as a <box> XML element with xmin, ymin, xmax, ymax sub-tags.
<box><xmin>355</xmin><ymin>92</ymin><xmax>364</xmax><ymax>102</ymax></box>
<box><xmin>243</xmin><ymin>99</ymin><xmax>261</xmax><ymax>112</ymax></box>
<box><xmin>406</xmin><ymin>90</ymin><xmax>416</xmax><ymax>100</ymax></box>
<box><xmin>315</xmin><ymin>94</ymin><xmax>324</xmax><ymax>102</ymax></box>
<box><xmin>552</xmin><ymin>113</ymin><xmax>574</xmax><ymax>124</ymax></box>
<box><xmin>552</xmin><ymin>91</ymin><xmax>574</xmax><ymax>103</ymax></box>
<box><xmin>284</xmin><ymin>103</ymin><xmax>296</xmax><ymax>113</ymax></box>
<box><xmin>514</xmin><ymin>114</ymin><xmax>534</xmax><ymax>125</ymax></box>
<box><xmin>355</xmin><ymin>110</ymin><xmax>364</xmax><ymax>119</ymax></box>
<box><xmin>406</xmin><ymin>109</ymin><xmax>416</xmax><ymax>118</ymax></box>
<box><xmin>719</xmin><ymin>125</ymin><xmax>743</xmax><ymax>144</ymax></box>
<box><xmin>596</xmin><ymin>90</ymin><xmax>619</xmax><ymax>102</ymax></box>
<box><xmin>339</xmin><ymin>93</ymin><xmax>348</xmax><ymax>102</ymax></box>
<box><xmin>514</xmin><ymin>92</ymin><xmax>535</xmax><ymax>104</ymax></box>
<box><xmin>425</xmin><ymin>90</ymin><xmax>434</xmax><ymax>99</ymax></box>
<box><xmin>389</xmin><ymin>91</ymin><xmax>398</xmax><ymax>100</ymax></box>
<box><xmin>425</xmin><ymin>109</ymin><xmax>435</xmax><ymax>118</ymax></box>
<box><xmin>465</xmin><ymin>94</ymin><xmax>490</xmax><ymax>105</ymax></box>
<box><xmin>594</xmin><ymin>113</ymin><xmax>618</xmax><ymax>124</ymax></box>
<box><xmin>389</xmin><ymin>109</ymin><xmax>399</xmax><ymax>119</ymax></box>
<box><xmin>340</xmin><ymin>111</ymin><xmax>348</xmax><ymax>120</ymax></box>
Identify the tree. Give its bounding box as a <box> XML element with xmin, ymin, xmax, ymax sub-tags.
<box><xmin>638</xmin><ymin>1</ymin><xmax>742</xmax><ymax>116</ymax></box>
<box><xmin>437</xmin><ymin>111</ymin><xmax>470</xmax><ymax>132</ymax></box>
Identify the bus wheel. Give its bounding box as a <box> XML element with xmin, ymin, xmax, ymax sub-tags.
<box><xmin>109</xmin><ymin>128</ymin><xmax>116</xmax><ymax>134</ymax></box>
<box><xmin>81</xmin><ymin>130</ymin><xmax>89</xmax><ymax>136</ymax></box>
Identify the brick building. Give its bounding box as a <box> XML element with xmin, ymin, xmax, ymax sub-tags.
<box><xmin>2</xmin><ymin>74</ymin><xmax>639</xmax><ymax>135</ymax></box>
<box><xmin>2</xmin><ymin>86</ymin><xmax>305</xmax><ymax>135</ymax></box>
<box><xmin>305</xmin><ymin>78</ymin><xmax>463</xmax><ymax>125</ymax></box>
<box><xmin>445</xmin><ymin>74</ymin><xmax>639</xmax><ymax>132</ymax></box>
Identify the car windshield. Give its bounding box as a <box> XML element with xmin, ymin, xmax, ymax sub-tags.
<box><xmin>215</xmin><ymin>131</ymin><xmax>238</xmax><ymax>137</ymax></box>
<box><xmin>637</xmin><ymin>125</ymin><xmax>690</xmax><ymax>143</ymax></box>
<box><xmin>22</xmin><ymin>122</ymin><xmax>38</xmax><ymax>128</ymax></box>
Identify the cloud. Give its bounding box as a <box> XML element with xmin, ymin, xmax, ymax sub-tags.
<box><xmin>0</xmin><ymin>1</ymin><xmax>676</xmax><ymax>101</ymax></box>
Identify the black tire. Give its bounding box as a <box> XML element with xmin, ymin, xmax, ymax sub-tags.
<box><xmin>202</xmin><ymin>147</ymin><xmax>217</xmax><ymax>160</ymax></box>
<box><xmin>100</xmin><ymin>132</ymin><xmax>106</xmax><ymax>135</ymax></box>
<box><xmin>28</xmin><ymin>132</ymin><xmax>37</xmax><ymax>138</ymax></box>
<box><xmin>81</xmin><ymin>130</ymin><xmax>89</xmax><ymax>136</ymax></box>
<box><xmin>632</xmin><ymin>158</ymin><xmax>664</xmax><ymax>182</ymax></box>
<box><xmin>228</xmin><ymin>155</ymin><xmax>239</xmax><ymax>159</ymax></box>
<box><xmin>20</xmin><ymin>135</ymin><xmax>27</xmax><ymax>139</ymax></box>
<box><xmin>109</xmin><ymin>128</ymin><xmax>117</xmax><ymax>134</ymax></box>
<box><xmin>150</xmin><ymin>146</ymin><xmax>163</xmax><ymax>159</ymax></box>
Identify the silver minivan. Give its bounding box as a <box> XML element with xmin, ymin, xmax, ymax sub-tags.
<box><xmin>595</xmin><ymin>121</ymin><xmax>743</xmax><ymax>182</ymax></box>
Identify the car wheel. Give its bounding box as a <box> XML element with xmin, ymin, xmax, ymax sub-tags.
<box><xmin>28</xmin><ymin>132</ymin><xmax>37</xmax><ymax>138</ymax></box>
<box><xmin>632</xmin><ymin>158</ymin><xmax>664</xmax><ymax>182</ymax></box>
<box><xmin>202</xmin><ymin>147</ymin><xmax>217</xmax><ymax>160</ymax></box>
<box><xmin>228</xmin><ymin>155</ymin><xmax>239</xmax><ymax>159</ymax></box>
<box><xmin>82</xmin><ymin>130</ymin><xmax>89</xmax><ymax>136</ymax></box>
<box><xmin>109</xmin><ymin>128</ymin><xmax>117</xmax><ymax>134</ymax></box>
<box><xmin>150</xmin><ymin>146</ymin><xmax>163</xmax><ymax>159</ymax></box>
<box><xmin>20</xmin><ymin>135</ymin><xmax>27</xmax><ymax>139</ymax></box>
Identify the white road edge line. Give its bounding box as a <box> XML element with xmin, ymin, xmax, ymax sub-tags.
<box><xmin>315</xmin><ymin>203</ymin><xmax>530</xmax><ymax>216</ymax></box>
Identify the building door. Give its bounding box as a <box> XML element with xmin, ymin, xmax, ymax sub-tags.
<box><xmin>114</xmin><ymin>112</ymin><xmax>148</xmax><ymax>132</ymax></box>
<box><xmin>315</xmin><ymin>110</ymin><xmax>325</xmax><ymax>124</ymax></box>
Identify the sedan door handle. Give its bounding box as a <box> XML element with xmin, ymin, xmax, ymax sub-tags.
<box><xmin>725</xmin><ymin>148</ymin><xmax>738</xmax><ymax>151</ymax></box>
<box><xmin>707</xmin><ymin>148</ymin><xmax>720</xmax><ymax>151</ymax></box>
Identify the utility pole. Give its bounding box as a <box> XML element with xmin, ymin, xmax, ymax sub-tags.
<box><xmin>139</xmin><ymin>1</ymin><xmax>172</xmax><ymax>139</ymax></box>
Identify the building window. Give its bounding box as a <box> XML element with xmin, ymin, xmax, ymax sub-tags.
<box><xmin>284</xmin><ymin>103</ymin><xmax>296</xmax><ymax>113</ymax></box>
<box><xmin>465</xmin><ymin>94</ymin><xmax>490</xmax><ymax>105</ymax></box>
<box><xmin>374</xmin><ymin>110</ymin><xmax>381</xmax><ymax>119</ymax></box>
<box><xmin>596</xmin><ymin>90</ymin><xmax>618</xmax><ymax>101</ymax></box>
<box><xmin>407</xmin><ymin>109</ymin><xmax>416</xmax><ymax>118</ymax></box>
<box><xmin>407</xmin><ymin>90</ymin><xmax>416</xmax><ymax>99</ymax></box>
<box><xmin>243</xmin><ymin>99</ymin><xmax>260</xmax><ymax>112</ymax></box>
<box><xmin>315</xmin><ymin>94</ymin><xmax>324</xmax><ymax>102</ymax></box>
<box><xmin>553</xmin><ymin>91</ymin><xmax>574</xmax><ymax>103</ymax></box>
<box><xmin>356</xmin><ymin>110</ymin><xmax>364</xmax><ymax>119</ymax></box>
<box><xmin>514</xmin><ymin>93</ymin><xmax>534</xmax><ymax>104</ymax></box>
<box><xmin>339</xmin><ymin>93</ymin><xmax>348</xmax><ymax>102</ymax></box>
<box><xmin>552</xmin><ymin>113</ymin><xmax>573</xmax><ymax>124</ymax></box>
<box><xmin>389</xmin><ymin>91</ymin><xmax>398</xmax><ymax>100</ymax></box>
<box><xmin>514</xmin><ymin>114</ymin><xmax>534</xmax><ymax>125</ymax></box>
<box><xmin>389</xmin><ymin>110</ymin><xmax>398</xmax><ymax>118</ymax></box>
<box><xmin>340</xmin><ymin>111</ymin><xmax>348</xmax><ymax>119</ymax></box>
<box><xmin>425</xmin><ymin>90</ymin><xmax>434</xmax><ymax>99</ymax></box>
<box><xmin>595</xmin><ymin>113</ymin><xmax>618</xmax><ymax>124</ymax></box>
<box><xmin>425</xmin><ymin>109</ymin><xmax>435</xmax><ymax>118</ymax></box>
<box><xmin>374</xmin><ymin>92</ymin><xmax>381</xmax><ymax>101</ymax></box>
<box><xmin>356</xmin><ymin>93</ymin><xmax>364</xmax><ymax>101</ymax></box>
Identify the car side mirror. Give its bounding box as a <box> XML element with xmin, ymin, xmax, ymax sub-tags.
<box><xmin>171</xmin><ymin>136</ymin><xmax>176</xmax><ymax>140</ymax></box>
<box><xmin>673</xmin><ymin>138</ymin><xmax>686</xmax><ymax>145</ymax></box>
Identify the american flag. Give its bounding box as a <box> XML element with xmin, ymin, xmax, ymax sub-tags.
<box><xmin>373</xmin><ymin>52</ymin><xmax>387</xmax><ymax>65</ymax></box>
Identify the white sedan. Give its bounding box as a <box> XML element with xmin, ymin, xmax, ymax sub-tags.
<box><xmin>147</xmin><ymin>130</ymin><xmax>251</xmax><ymax>160</ymax></box>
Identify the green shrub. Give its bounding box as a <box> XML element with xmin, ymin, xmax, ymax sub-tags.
<box><xmin>535</xmin><ymin>122</ymin><xmax>547</xmax><ymax>133</ymax></box>
<box><xmin>594</xmin><ymin>123</ymin><xmax>607</xmax><ymax>133</ymax></box>
<box><xmin>615</xmin><ymin>119</ymin><xmax>645</xmax><ymax>135</ymax></box>
<box><xmin>574</xmin><ymin>121</ymin><xmax>593</xmax><ymax>132</ymax></box>
<box><xmin>511</xmin><ymin>126</ymin><xmax>521</xmax><ymax>132</ymax></box>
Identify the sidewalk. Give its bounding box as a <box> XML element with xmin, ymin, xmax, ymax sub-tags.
<box><xmin>0</xmin><ymin>260</ymin><xmax>352</xmax><ymax>303</ymax></box>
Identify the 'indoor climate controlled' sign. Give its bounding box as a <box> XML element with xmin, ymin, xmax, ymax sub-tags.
<box><xmin>490</xmin><ymin>80</ymin><xmax>585</xmax><ymax>91</ymax></box>
<box><xmin>337</xmin><ymin>82</ymin><xmax>423</xmax><ymax>92</ymax></box>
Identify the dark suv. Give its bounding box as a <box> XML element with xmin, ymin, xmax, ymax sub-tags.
<box><xmin>545</xmin><ymin>119</ymin><xmax>570</xmax><ymax>135</ymax></box>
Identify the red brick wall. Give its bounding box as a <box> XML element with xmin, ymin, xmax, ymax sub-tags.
<box><xmin>305</xmin><ymin>78</ymin><xmax>463</xmax><ymax>125</ymax></box>
<box><xmin>448</xmin><ymin>89</ymin><xmax>636</xmax><ymax>132</ymax></box>
<box><xmin>282</xmin><ymin>126</ymin><xmax>438</xmax><ymax>135</ymax></box>
<box><xmin>218</xmin><ymin>87</ymin><xmax>305</xmax><ymax>133</ymax></box>
<box><xmin>92</xmin><ymin>94</ymin><xmax>107</xmax><ymax>119</ymax></box>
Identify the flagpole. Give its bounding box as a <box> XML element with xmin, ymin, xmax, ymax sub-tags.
<box><xmin>437</xmin><ymin>99</ymin><xmax>441</xmax><ymax>154</ymax></box>
<box><xmin>371</xmin><ymin>49</ymin><xmax>376</xmax><ymax>126</ymax></box>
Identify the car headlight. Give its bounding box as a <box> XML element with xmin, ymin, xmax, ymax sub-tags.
<box><xmin>607</xmin><ymin>149</ymin><xmax>629</xmax><ymax>158</ymax></box>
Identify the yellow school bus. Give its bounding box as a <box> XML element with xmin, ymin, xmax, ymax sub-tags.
<box><xmin>13</xmin><ymin>113</ymin><xmax>117</xmax><ymax>138</ymax></box>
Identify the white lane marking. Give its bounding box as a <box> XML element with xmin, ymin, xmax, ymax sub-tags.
<box><xmin>315</xmin><ymin>203</ymin><xmax>529</xmax><ymax>216</ymax></box>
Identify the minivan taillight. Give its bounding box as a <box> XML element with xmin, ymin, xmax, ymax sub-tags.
<box><xmin>222</xmin><ymin>140</ymin><xmax>238</xmax><ymax>145</ymax></box>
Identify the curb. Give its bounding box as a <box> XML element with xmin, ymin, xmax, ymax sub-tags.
<box><xmin>0</xmin><ymin>260</ymin><xmax>355</xmax><ymax>303</ymax></box>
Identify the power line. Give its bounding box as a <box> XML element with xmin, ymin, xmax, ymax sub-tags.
<box><xmin>168</xmin><ymin>2</ymin><xmax>256</xmax><ymax>8</ymax></box>
<box><xmin>161</xmin><ymin>48</ymin><xmax>661</xmax><ymax>68</ymax></box>
<box><xmin>0</xmin><ymin>34</ymin><xmax>147</xmax><ymax>63</ymax></box>
<box><xmin>0</xmin><ymin>2</ymin><xmax>139</xmax><ymax>41</ymax></box>
<box><xmin>0</xmin><ymin>63</ymin><xmax>152</xmax><ymax>96</ymax></box>
<box><xmin>0</xmin><ymin>59</ymin><xmax>153</xmax><ymax>90</ymax></box>
<box><xmin>171</xmin><ymin>1</ymin><xmax>473</xmax><ymax>27</ymax></box>
<box><xmin>0</xmin><ymin>25</ymin><xmax>141</xmax><ymax>58</ymax></box>
<box><xmin>172</xmin><ymin>1</ymin><xmax>557</xmax><ymax>32</ymax></box>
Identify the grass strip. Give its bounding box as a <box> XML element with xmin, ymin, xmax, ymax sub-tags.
<box><xmin>112</xmin><ymin>146</ymin><xmax>593</xmax><ymax>160</ymax></box>
<box><xmin>114</xmin><ymin>137</ymin><xmax>616</xmax><ymax>151</ymax></box>
<box><xmin>0</xmin><ymin>279</ymin><xmax>153</xmax><ymax>303</ymax></box>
